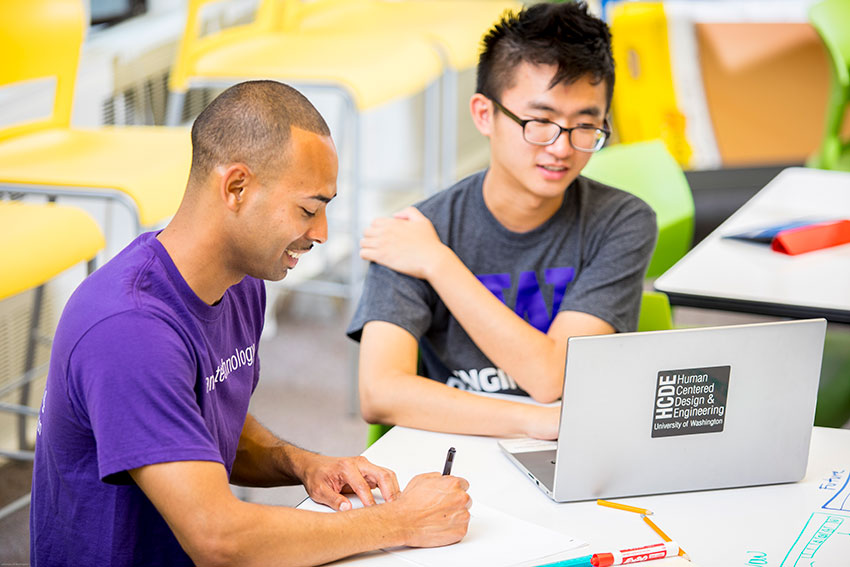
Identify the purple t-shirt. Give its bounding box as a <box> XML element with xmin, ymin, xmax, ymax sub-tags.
<box><xmin>30</xmin><ymin>232</ymin><xmax>265</xmax><ymax>566</ymax></box>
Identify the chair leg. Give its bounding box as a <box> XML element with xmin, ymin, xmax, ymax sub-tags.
<box><xmin>18</xmin><ymin>285</ymin><xmax>44</xmax><ymax>451</ymax></box>
<box><xmin>0</xmin><ymin>493</ymin><xmax>31</xmax><ymax>524</ymax></box>
<box><xmin>440</xmin><ymin>69</ymin><xmax>459</xmax><ymax>190</ymax></box>
<box><xmin>166</xmin><ymin>91</ymin><xmax>187</xmax><ymax>126</ymax></box>
<box><xmin>347</xmin><ymin>104</ymin><xmax>363</xmax><ymax>416</ymax></box>
<box><xmin>423</xmin><ymin>80</ymin><xmax>441</xmax><ymax>197</ymax></box>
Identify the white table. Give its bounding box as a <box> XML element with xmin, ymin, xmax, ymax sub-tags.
<box><xmin>655</xmin><ymin>168</ymin><xmax>850</xmax><ymax>323</ymax></box>
<box><xmin>298</xmin><ymin>425</ymin><xmax>850</xmax><ymax>567</ymax></box>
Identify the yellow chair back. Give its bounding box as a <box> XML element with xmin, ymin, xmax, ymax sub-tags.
<box><xmin>0</xmin><ymin>0</ymin><xmax>86</xmax><ymax>141</ymax></box>
<box><xmin>170</xmin><ymin>0</ymin><xmax>288</xmax><ymax>92</ymax></box>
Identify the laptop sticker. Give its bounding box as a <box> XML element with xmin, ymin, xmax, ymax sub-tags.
<box><xmin>651</xmin><ymin>365</ymin><xmax>731</xmax><ymax>438</ymax></box>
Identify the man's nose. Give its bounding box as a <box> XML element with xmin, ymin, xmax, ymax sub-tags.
<box><xmin>308</xmin><ymin>211</ymin><xmax>328</xmax><ymax>245</ymax></box>
<box><xmin>545</xmin><ymin>130</ymin><xmax>574</xmax><ymax>159</ymax></box>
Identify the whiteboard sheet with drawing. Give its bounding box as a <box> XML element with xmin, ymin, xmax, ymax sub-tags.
<box><xmin>772</xmin><ymin>469</ymin><xmax>850</xmax><ymax>567</ymax></box>
<box><xmin>641</xmin><ymin>427</ymin><xmax>850</xmax><ymax>567</ymax></box>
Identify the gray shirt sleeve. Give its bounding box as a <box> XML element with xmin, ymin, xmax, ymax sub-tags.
<box><xmin>559</xmin><ymin>194</ymin><xmax>657</xmax><ymax>332</ymax></box>
<box><xmin>347</xmin><ymin>261</ymin><xmax>434</xmax><ymax>342</ymax></box>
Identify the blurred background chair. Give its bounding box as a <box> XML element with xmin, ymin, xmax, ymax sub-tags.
<box><xmin>637</xmin><ymin>290</ymin><xmax>673</xmax><ymax>332</ymax></box>
<box><xmin>0</xmin><ymin>0</ymin><xmax>192</xmax><ymax>251</ymax></box>
<box><xmin>582</xmin><ymin>139</ymin><xmax>695</xmax><ymax>279</ymax></box>
<box><xmin>366</xmin><ymin>422</ymin><xmax>392</xmax><ymax>448</ymax></box>
<box><xmin>805</xmin><ymin>0</ymin><xmax>850</xmax><ymax>425</ymax></box>
<box><xmin>807</xmin><ymin>0</ymin><xmax>850</xmax><ymax>172</ymax></box>
<box><xmin>292</xmin><ymin>0</ymin><xmax>522</xmax><ymax>188</ymax></box>
<box><xmin>0</xmin><ymin>200</ymin><xmax>104</xmax><ymax>462</ymax></box>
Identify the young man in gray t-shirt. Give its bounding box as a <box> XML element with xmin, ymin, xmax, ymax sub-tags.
<box><xmin>348</xmin><ymin>3</ymin><xmax>657</xmax><ymax>440</ymax></box>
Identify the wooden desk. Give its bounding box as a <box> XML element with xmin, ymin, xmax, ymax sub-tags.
<box><xmin>655</xmin><ymin>168</ymin><xmax>850</xmax><ymax>322</ymax></box>
<box><xmin>298</xmin><ymin>425</ymin><xmax>850</xmax><ymax>566</ymax></box>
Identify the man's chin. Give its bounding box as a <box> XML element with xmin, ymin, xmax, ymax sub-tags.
<box><xmin>254</xmin><ymin>267</ymin><xmax>289</xmax><ymax>283</ymax></box>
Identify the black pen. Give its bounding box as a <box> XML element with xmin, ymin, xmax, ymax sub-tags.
<box><xmin>442</xmin><ymin>447</ymin><xmax>456</xmax><ymax>475</ymax></box>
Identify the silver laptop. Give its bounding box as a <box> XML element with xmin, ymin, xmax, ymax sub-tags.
<box><xmin>500</xmin><ymin>318</ymin><xmax>827</xmax><ymax>502</ymax></box>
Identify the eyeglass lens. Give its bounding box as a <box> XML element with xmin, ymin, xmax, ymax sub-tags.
<box><xmin>524</xmin><ymin>121</ymin><xmax>605</xmax><ymax>151</ymax></box>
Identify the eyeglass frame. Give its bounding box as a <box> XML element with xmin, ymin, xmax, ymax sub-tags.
<box><xmin>486</xmin><ymin>96</ymin><xmax>611</xmax><ymax>152</ymax></box>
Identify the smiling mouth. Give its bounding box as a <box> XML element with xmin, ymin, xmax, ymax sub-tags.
<box><xmin>285</xmin><ymin>249</ymin><xmax>305</xmax><ymax>260</ymax></box>
<box><xmin>539</xmin><ymin>164</ymin><xmax>567</xmax><ymax>172</ymax></box>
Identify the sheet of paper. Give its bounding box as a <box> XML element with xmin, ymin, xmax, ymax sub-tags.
<box><xmin>384</xmin><ymin>502</ymin><xmax>584</xmax><ymax>567</ymax></box>
<box><xmin>307</xmin><ymin>494</ymin><xmax>585</xmax><ymax>567</ymax></box>
<box><xmin>498</xmin><ymin>437</ymin><xmax>558</xmax><ymax>454</ymax></box>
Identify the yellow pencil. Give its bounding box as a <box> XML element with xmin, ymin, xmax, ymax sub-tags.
<box><xmin>596</xmin><ymin>499</ymin><xmax>653</xmax><ymax>515</ymax></box>
<box><xmin>642</xmin><ymin>514</ymin><xmax>689</xmax><ymax>559</ymax></box>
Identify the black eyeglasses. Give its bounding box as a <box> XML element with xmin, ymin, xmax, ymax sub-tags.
<box><xmin>488</xmin><ymin>97</ymin><xmax>610</xmax><ymax>152</ymax></box>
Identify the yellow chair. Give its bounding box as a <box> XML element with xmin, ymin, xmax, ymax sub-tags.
<box><xmin>168</xmin><ymin>0</ymin><xmax>444</xmax><ymax>121</ymax></box>
<box><xmin>0</xmin><ymin>200</ymin><xmax>105</xmax><ymax>461</ymax></box>
<box><xmin>607</xmin><ymin>2</ymin><xmax>693</xmax><ymax>167</ymax></box>
<box><xmin>0</xmin><ymin>0</ymin><xmax>192</xmax><ymax>236</ymax></box>
<box><xmin>293</xmin><ymin>0</ymin><xmax>522</xmax><ymax>187</ymax></box>
<box><xmin>366</xmin><ymin>291</ymin><xmax>675</xmax><ymax>447</ymax></box>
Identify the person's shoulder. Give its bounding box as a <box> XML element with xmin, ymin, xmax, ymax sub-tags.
<box><xmin>56</xmin><ymin>232</ymin><xmax>203</xmax><ymax>353</ymax></box>
<box><xmin>574</xmin><ymin>175</ymin><xmax>656</xmax><ymax>217</ymax></box>
<box><xmin>62</xmin><ymin>233</ymin><xmax>159</xmax><ymax>327</ymax></box>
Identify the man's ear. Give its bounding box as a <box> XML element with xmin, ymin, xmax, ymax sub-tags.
<box><xmin>470</xmin><ymin>93</ymin><xmax>495</xmax><ymax>137</ymax></box>
<box><xmin>218</xmin><ymin>163</ymin><xmax>254</xmax><ymax>212</ymax></box>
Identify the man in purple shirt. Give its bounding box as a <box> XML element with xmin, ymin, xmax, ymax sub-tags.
<box><xmin>30</xmin><ymin>81</ymin><xmax>471</xmax><ymax>567</ymax></box>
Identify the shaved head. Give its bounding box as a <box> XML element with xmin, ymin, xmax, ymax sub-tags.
<box><xmin>188</xmin><ymin>81</ymin><xmax>331</xmax><ymax>187</ymax></box>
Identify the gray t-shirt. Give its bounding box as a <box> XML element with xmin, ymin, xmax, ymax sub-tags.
<box><xmin>348</xmin><ymin>170</ymin><xmax>657</xmax><ymax>396</ymax></box>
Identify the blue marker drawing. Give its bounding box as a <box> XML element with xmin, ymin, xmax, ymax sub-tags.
<box><xmin>822</xmin><ymin>473</ymin><xmax>850</xmax><ymax>512</ymax></box>
<box><xmin>781</xmin><ymin>513</ymin><xmax>850</xmax><ymax>566</ymax></box>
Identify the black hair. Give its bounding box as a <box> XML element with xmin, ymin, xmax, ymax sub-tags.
<box><xmin>476</xmin><ymin>2</ymin><xmax>615</xmax><ymax>107</ymax></box>
<box><xmin>188</xmin><ymin>80</ymin><xmax>331</xmax><ymax>186</ymax></box>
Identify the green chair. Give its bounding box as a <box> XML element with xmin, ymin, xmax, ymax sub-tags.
<box><xmin>808</xmin><ymin>0</ymin><xmax>850</xmax><ymax>172</ymax></box>
<box><xmin>637</xmin><ymin>290</ymin><xmax>673</xmax><ymax>332</ymax></box>
<box><xmin>365</xmin><ymin>291</ymin><xmax>674</xmax><ymax>447</ymax></box>
<box><xmin>581</xmin><ymin>140</ymin><xmax>694</xmax><ymax>279</ymax></box>
<box><xmin>796</xmin><ymin>0</ymin><xmax>850</xmax><ymax>425</ymax></box>
<box><xmin>366</xmin><ymin>423</ymin><xmax>393</xmax><ymax>448</ymax></box>
<box><xmin>815</xmin><ymin>330</ymin><xmax>850</xmax><ymax>428</ymax></box>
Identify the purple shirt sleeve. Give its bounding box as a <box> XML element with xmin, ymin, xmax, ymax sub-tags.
<box><xmin>67</xmin><ymin>311</ymin><xmax>224</xmax><ymax>483</ymax></box>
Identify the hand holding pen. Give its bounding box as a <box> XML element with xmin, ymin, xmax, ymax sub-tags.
<box><xmin>383</xmin><ymin>446</ymin><xmax>471</xmax><ymax>548</ymax></box>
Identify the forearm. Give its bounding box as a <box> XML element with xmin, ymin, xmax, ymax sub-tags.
<box><xmin>144</xmin><ymin>464</ymin><xmax>410</xmax><ymax>567</ymax></box>
<box><xmin>426</xmin><ymin>247</ymin><xmax>565</xmax><ymax>401</ymax></box>
<box><xmin>200</xmin><ymin>499</ymin><xmax>408</xmax><ymax>567</ymax></box>
<box><xmin>132</xmin><ymin>459</ymin><xmax>469</xmax><ymax>567</ymax></box>
<box><xmin>361</xmin><ymin>368</ymin><xmax>553</xmax><ymax>439</ymax></box>
<box><xmin>231</xmin><ymin>414</ymin><xmax>311</xmax><ymax>487</ymax></box>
